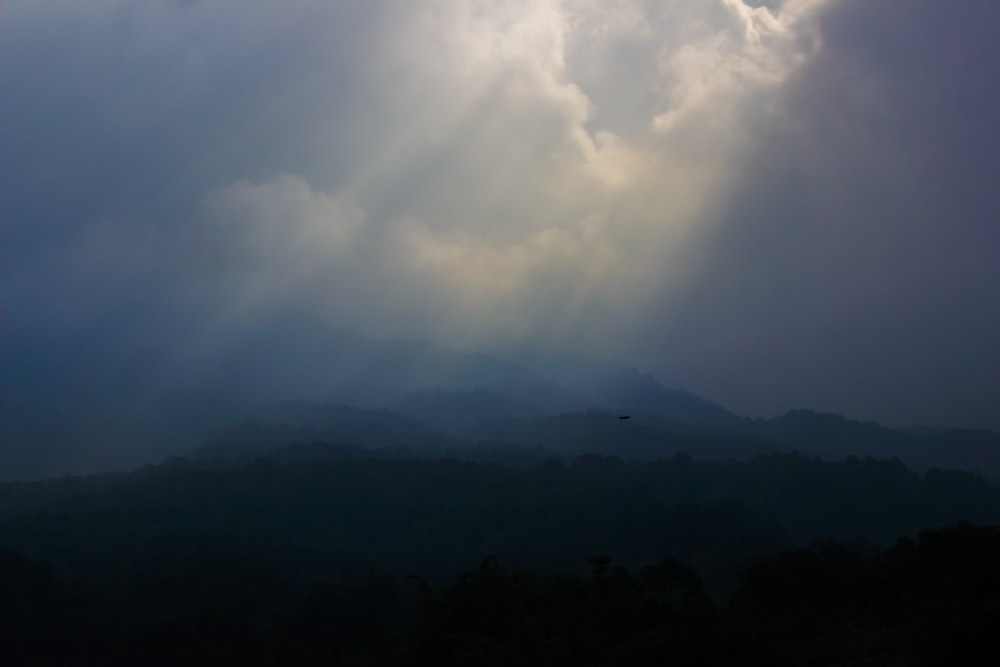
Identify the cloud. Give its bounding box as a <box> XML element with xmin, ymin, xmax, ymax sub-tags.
<box><xmin>11</xmin><ymin>1</ymin><xmax>999</xmax><ymax>432</ymax></box>
<box><xmin>652</xmin><ymin>0</ymin><xmax>824</xmax><ymax>137</ymax></box>
<box><xmin>192</xmin><ymin>175</ymin><xmax>364</xmax><ymax>274</ymax></box>
<box><xmin>2</xmin><ymin>1</ymin><xmax>830</xmax><ymax>341</ymax></box>
<box><xmin>633</xmin><ymin>0</ymin><xmax>1000</xmax><ymax>428</ymax></box>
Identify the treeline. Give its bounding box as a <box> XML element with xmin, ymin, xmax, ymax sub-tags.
<box><xmin>2</xmin><ymin>522</ymin><xmax>998</xmax><ymax>665</ymax></box>
<box><xmin>1</xmin><ymin>452</ymin><xmax>997</xmax><ymax>585</ymax></box>
<box><xmin>193</xmin><ymin>402</ymin><xmax>1000</xmax><ymax>478</ymax></box>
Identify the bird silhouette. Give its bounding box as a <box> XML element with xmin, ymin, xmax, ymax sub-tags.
<box><xmin>618</xmin><ymin>415</ymin><xmax>631</xmax><ymax>420</ymax></box>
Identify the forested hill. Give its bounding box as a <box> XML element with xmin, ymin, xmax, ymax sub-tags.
<box><xmin>1</xmin><ymin>453</ymin><xmax>998</xmax><ymax>665</ymax></box>
<box><xmin>195</xmin><ymin>399</ymin><xmax>1000</xmax><ymax>479</ymax></box>
<box><xmin>2</xmin><ymin>453</ymin><xmax>997</xmax><ymax>584</ymax></box>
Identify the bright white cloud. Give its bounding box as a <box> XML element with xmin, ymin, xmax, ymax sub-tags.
<box><xmin>3</xmin><ymin>0</ymin><xmax>833</xmax><ymax>349</ymax></box>
<box><xmin>652</xmin><ymin>0</ymin><xmax>826</xmax><ymax>137</ymax></box>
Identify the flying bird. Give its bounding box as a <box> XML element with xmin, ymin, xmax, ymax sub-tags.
<box><xmin>618</xmin><ymin>415</ymin><xmax>631</xmax><ymax>420</ymax></box>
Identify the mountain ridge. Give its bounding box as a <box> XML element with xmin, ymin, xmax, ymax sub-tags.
<box><xmin>2</xmin><ymin>323</ymin><xmax>998</xmax><ymax>480</ymax></box>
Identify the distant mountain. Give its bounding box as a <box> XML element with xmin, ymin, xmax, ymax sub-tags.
<box><xmin>748</xmin><ymin>410</ymin><xmax>914</xmax><ymax>460</ymax></box>
<box><xmin>0</xmin><ymin>318</ymin><xmax>588</xmax><ymax>480</ymax></box>
<box><xmin>193</xmin><ymin>402</ymin><xmax>454</xmax><ymax>464</ymax></box>
<box><xmin>3</xmin><ymin>313</ymin><xmax>999</xmax><ymax>481</ymax></box>
<box><xmin>739</xmin><ymin>410</ymin><xmax>1000</xmax><ymax>478</ymax></box>
<box><xmin>489</xmin><ymin>346</ymin><xmax>744</xmax><ymax>429</ymax></box>
<box><xmin>189</xmin><ymin>399</ymin><xmax>787</xmax><ymax>468</ymax></box>
<box><xmin>393</xmin><ymin>388</ymin><xmax>542</xmax><ymax>436</ymax></box>
<box><xmin>472</xmin><ymin>411</ymin><xmax>783</xmax><ymax>461</ymax></box>
<box><xmin>912</xmin><ymin>429</ymin><xmax>1000</xmax><ymax>476</ymax></box>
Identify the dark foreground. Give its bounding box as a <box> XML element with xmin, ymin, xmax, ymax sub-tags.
<box><xmin>2</xmin><ymin>454</ymin><xmax>998</xmax><ymax>665</ymax></box>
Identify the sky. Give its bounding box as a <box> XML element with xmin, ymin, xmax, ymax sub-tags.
<box><xmin>3</xmin><ymin>0</ymin><xmax>1000</xmax><ymax>433</ymax></box>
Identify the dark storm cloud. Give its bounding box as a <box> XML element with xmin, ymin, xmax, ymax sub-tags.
<box><xmin>637</xmin><ymin>0</ymin><xmax>1000</xmax><ymax>429</ymax></box>
<box><xmin>1</xmin><ymin>1</ymin><xmax>377</xmax><ymax>253</ymax></box>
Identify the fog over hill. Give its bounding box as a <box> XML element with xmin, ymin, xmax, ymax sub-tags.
<box><xmin>3</xmin><ymin>324</ymin><xmax>997</xmax><ymax>482</ymax></box>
